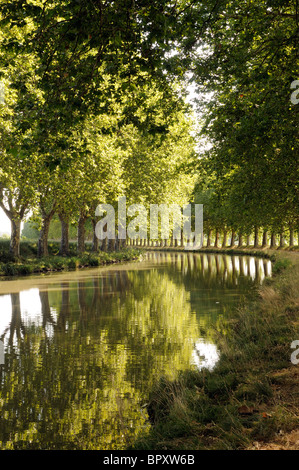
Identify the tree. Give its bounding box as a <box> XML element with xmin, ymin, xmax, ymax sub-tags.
<box><xmin>192</xmin><ymin>0</ymin><xmax>299</xmax><ymax>241</ymax></box>
<box><xmin>0</xmin><ymin>9</ymin><xmax>45</xmax><ymax>256</ymax></box>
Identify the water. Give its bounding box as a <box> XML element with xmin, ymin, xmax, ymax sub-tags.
<box><xmin>0</xmin><ymin>252</ymin><xmax>271</xmax><ymax>449</ymax></box>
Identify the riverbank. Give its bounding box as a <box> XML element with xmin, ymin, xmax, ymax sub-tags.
<box><xmin>143</xmin><ymin>244</ymin><xmax>299</xmax><ymax>257</ymax></box>
<box><xmin>0</xmin><ymin>240</ymin><xmax>142</xmax><ymax>278</ymax></box>
<box><xmin>133</xmin><ymin>249</ymin><xmax>299</xmax><ymax>450</ymax></box>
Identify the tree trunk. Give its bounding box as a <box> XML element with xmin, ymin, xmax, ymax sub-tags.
<box><xmin>262</xmin><ymin>230</ymin><xmax>268</xmax><ymax>247</ymax></box>
<box><xmin>91</xmin><ymin>218</ymin><xmax>99</xmax><ymax>252</ymax></box>
<box><xmin>115</xmin><ymin>234</ymin><xmax>120</xmax><ymax>251</ymax></box>
<box><xmin>206</xmin><ymin>230</ymin><xmax>211</xmax><ymax>247</ymax></box>
<box><xmin>238</xmin><ymin>233</ymin><xmax>243</xmax><ymax>248</ymax></box>
<box><xmin>214</xmin><ymin>231</ymin><xmax>219</xmax><ymax>248</ymax></box>
<box><xmin>254</xmin><ymin>226</ymin><xmax>259</xmax><ymax>248</ymax></box>
<box><xmin>10</xmin><ymin>218</ymin><xmax>21</xmax><ymax>258</ymax></box>
<box><xmin>222</xmin><ymin>231</ymin><xmax>227</xmax><ymax>248</ymax></box>
<box><xmin>181</xmin><ymin>231</ymin><xmax>184</xmax><ymax>248</ymax></box>
<box><xmin>279</xmin><ymin>231</ymin><xmax>285</xmax><ymax>248</ymax></box>
<box><xmin>38</xmin><ymin>216</ymin><xmax>51</xmax><ymax>257</ymax></box>
<box><xmin>77</xmin><ymin>215</ymin><xmax>87</xmax><ymax>254</ymax></box>
<box><xmin>270</xmin><ymin>233</ymin><xmax>276</xmax><ymax>248</ymax></box>
<box><xmin>118</xmin><ymin>238</ymin><xmax>126</xmax><ymax>249</ymax></box>
<box><xmin>289</xmin><ymin>229</ymin><xmax>294</xmax><ymax>247</ymax></box>
<box><xmin>230</xmin><ymin>231</ymin><xmax>235</xmax><ymax>247</ymax></box>
<box><xmin>108</xmin><ymin>238</ymin><xmax>115</xmax><ymax>252</ymax></box>
<box><xmin>102</xmin><ymin>237</ymin><xmax>108</xmax><ymax>251</ymax></box>
<box><xmin>38</xmin><ymin>201</ymin><xmax>56</xmax><ymax>258</ymax></box>
<box><xmin>59</xmin><ymin>214</ymin><xmax>69</xmax><ymax>256</ymax></box>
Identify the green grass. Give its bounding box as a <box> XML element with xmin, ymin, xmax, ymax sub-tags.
<box><xmin>132</xmin><ymin>252</ymin><xmax>299</xmax><ymax>450</ymax></box>
<box><xmin>272</xmin><ymin>257</ymin><xmax>293</xmax><ymax>274</ymax></box>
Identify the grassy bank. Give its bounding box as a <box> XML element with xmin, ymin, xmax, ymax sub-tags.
<box><xmin>144</xmin><ymin>244</ymin><xmax>298</xmax><ymax>257</ymax></box>
<box><xmin>133</xmin><ymin>251</ymin><xmax>299</xmax><ymax>450</ymax></box>
<box><xmin>0</xmin><ymin>240</ymin><xmax>142</xmax><ymax>278</ymax></box>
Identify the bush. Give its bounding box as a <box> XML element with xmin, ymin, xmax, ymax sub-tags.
<box><xmin>0</xmin><ymin>250</ymin><xmax>16</xmax><ymax>263</ymax></box>
<box><xmin>67</xmin><ymin>258</ymin><xmax>79</xmax><ymax>269</ymax></box>
<box><xmin>2</xmin><ymin>263</ymin><xmax>18</xmax><ymax>276</ymax></box>
<box><xmin>0</xmin><ymin>247</ymin><xmax>142</xmax><ymax>277</ymax></box>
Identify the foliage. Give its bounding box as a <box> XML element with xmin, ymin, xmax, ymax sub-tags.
<box><xmin>192</xmin><ymin>0</ymin><xmax>299</xmax><ymax>237</ymax></box>
<box><xmin>0</xmin><ymin>246</ymin><xmax>142</xmax><ymax>277</ymax></box>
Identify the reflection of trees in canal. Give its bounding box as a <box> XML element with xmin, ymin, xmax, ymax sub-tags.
<box><xmin>0</xmin><ymin>293</ymin><xmax>25</xmax><ymax>346</ymax></box>
<box><xmin>146</xmin><ymin>252</ymin><xmax>271</xmax><ymax>330</ymax></box>
<box><xmin>0</xmin><ymin>267</ymin><xmax>199</xmax><ymax>449</ymax></box>
<box><xmin>0</xmin><ymin>253</ymin><xmax>270</xmax><ymax>449</ymax></box>
<box><xmin>146</xmin><ymin>252</ymin><xmax>271</xmax><ymax>285</ymax></box>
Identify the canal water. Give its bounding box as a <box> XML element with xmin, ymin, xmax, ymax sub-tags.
<box><xmin>0</xmin><ymin>252</ymin><xmax>271</xmax><ymax>449</ymax></box>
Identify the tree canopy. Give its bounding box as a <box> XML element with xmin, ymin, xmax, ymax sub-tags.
<box><xmin>0</xmin><ymin>0</ymin><xmax>298</xmax><ymax>255</ymax></box>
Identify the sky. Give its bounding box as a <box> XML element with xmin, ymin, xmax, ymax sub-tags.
<box><xmin>0</xmin><ymin>209</ymin><xmax>11</xmax><ymax>235</ymax></box>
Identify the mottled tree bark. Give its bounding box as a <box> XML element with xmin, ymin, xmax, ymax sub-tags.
<box><xmin>279</xmin><ymin>231</ymin><xmax>285</xmax><ymax>248</ymax></box>
<box><xmin>230</xmin><ymin>230</ymin><xmax>235</xmax><ymax>247</ymax></box>
<box><xmin>59</xmin><ymin>214</ymin><xmax>70</xmax><ymax>256</ymax></box>
<box><xmin>206</xmin><ymin>230</ymin><xmax>211</xmax><ymax>247</ymax></box>
<box><xmin>270</xmin><ymin>233</ymin><xmax>276</xmax><ymax>248</ymax></box>
<box><xmin>0</xmin><ymin>190</ymin><xmax>26</xmax><ymax>259</ymax></box>
<box><xmin>108</xmin><ymin>237</ymin><xmax>115</xmax><ymax>251</ymax></box>
<box><xmin>38</xmin><ymin>201</ymin><xmax>56</xmax><ymax>258</ymax></box>
<box><xmin>222</xmin><ymin>231</ymin><xmax>227</xmax><ymax>248</ymax></box>
<box><xmin>38</xmin><ymin>217</ymin><xmax>51</xmax><ymax>258</ymax></box>
<box><xmin>91</xmin><ymin>218</ymin><xmax>99</xmax><ymax>252</ymax></box>
<box><xmin>102</xmin><ymin>237</ymin><xmax>108</xmax><ymax>251</ymax></box>
<box><xmin>238</xmin><ymin>233</ymin><xmax>243</xmax><ymax>248</ymax></box>
<box><xmin>77</xmin><ymin>215</ymin><xmax>87</xmax><ymax>254</ymax></box>
<box><xmin>214</xmin><ymin>231</ymin><xmax>219</xmax><ymax>248</ymax></box>
<box><xmin>115</xmin><ymin>234</ymin><xmax>120</xmax><ymax>251</ymax></box>
<box><xmin>10</xmin><ymin>218</ymin><xmax>21</xmax><ymax>258</ymax></box>
<box><xmin>262</xmin><ymin>230</ymin><xmax>268</xmax><ymax>247</ymax></box>
<box><xmin>254</xmin><ymin>226</ymin><xmax>259</xmax><ymax>248</ymax></box>
<box><xmin>119</xmin><ymin>238</ymin><xmax>126</xmax><ymax>249</ymax></box>
<box><xmin>289</xmin><ymin>229</ymin><xmax>294</xmax><ymax>247</ymax></box>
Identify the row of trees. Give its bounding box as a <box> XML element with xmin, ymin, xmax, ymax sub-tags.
<box><xmin>0</xmin><ymin>1</ymin><xmax>197</xmax><ymax>257</ymax></box>
<box><xmin>1</xmin><ymin>96</ymin><xmax>197</xmax><ymax>257</ymax></box>
<box><xmin>192</xmin><ymin>0</ymin><xmax>299</xmax><ymax>248</ymax></box>
<box><xmin>0</xmin><ymin>0</ymin><xmax>298</xmax><ymax>257</ymax></box>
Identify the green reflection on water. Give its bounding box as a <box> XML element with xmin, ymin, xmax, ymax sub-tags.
<box><xmin>0</xmin><ymin>252</ymin><xmax>271</xmax><ymax>449</ymax></box>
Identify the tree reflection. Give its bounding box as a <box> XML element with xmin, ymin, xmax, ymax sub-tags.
<box><xmin>0</xmin><ymin>253</ymin><xmax>271</xmax><ymax>449</ymax></box>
